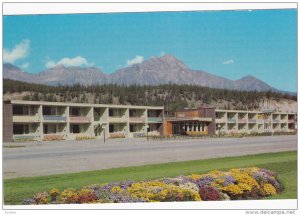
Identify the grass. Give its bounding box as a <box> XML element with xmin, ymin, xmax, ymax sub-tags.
<box><xmin>4</xmin><ymin>150</ymin><xmax>297</xmax><ymax>205</ymax></box>
<box><xmin>3</xmin><ymin>145</ymin><xmax>26</xmax><ymax>148</ymax></box>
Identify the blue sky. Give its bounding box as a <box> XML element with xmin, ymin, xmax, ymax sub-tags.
<box><xmin>3</xmin><ymin>9</ymin><xmax>297</xmax><ymax>91</ymax></box>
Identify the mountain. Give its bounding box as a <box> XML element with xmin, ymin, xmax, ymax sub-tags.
<box><xmin>233</xmin><ymin>75</ymin><xmax>277</xmax><ymax>92</ymax></box>
<box><xmin>3</xmin><ymin>63</ymin><xmax>36</xmax><ymax>83</ymax></box>
<box><xmin>4</xmin><ymin>63</ymin><xmax>107</xmax><ymax>86</ymax></box>
<box><xmin>3</xmin><ymin>55</ymin><xmax>279</xmax><ymax>92</ymax></box>
<box><xmin>36</xmin><ymin>65</ymin><xmax>107</xmax><ymax>86</ymax></box>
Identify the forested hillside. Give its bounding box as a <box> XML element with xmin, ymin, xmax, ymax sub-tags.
<box><xmin>3</xmin><ymin>79</ymin><xmax>297</xmax><ymax>116</ymax></box>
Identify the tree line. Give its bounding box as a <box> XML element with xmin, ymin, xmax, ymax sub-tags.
<box><xmin>3</xmin><ymin>79</ymin><xmax>297</xmax><ymax>116</ymax></box>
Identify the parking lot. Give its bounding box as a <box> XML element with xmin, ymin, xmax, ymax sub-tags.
<box><xmin>3</xmin><ymin>135</ymin><xmax>297</xmax><ymax>178</ymax></box>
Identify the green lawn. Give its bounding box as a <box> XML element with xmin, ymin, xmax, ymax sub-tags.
<box><xmin>4</xmin><ymin>150</ymin><xmax>297</xmax><ymax>205</ymax></box>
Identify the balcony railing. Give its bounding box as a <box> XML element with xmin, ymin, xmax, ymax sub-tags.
<box><xmin>13</xmin><ymin>115</ymin><xmax>40</xmax><ymax>123</ymax></box>
<box><xmin>288</xmin><ymin>119</ymin><xmax>295</xmax><ymax>123</ymax></box>
<box><xmin>215</xmin><ymin>118</ymin><xmax>226</xmax><ymax>123</ymax></box>
<box><xmin>227</xmin><ymin>118</ymin><xmax>237</xmax><ymax>123</ymax></box>
<box><xmin>129</xmin><ymin>117</ymin><xmax>146</xmax><ymax>123</ymax></box>
<box><xmin>69</xmin><ymin>116</ymin><xmax>91</xmax><ymax>123</ymax></box>
<box><xmin>257</xmin><ymin>119</ymin><xmax>264</xmax><ymax>124</ymax></box>
<box><xmin>272</xmin><ymin>120</ymin><xmax>280</xmax><ymax>123</ymax></box>
<box><xmin>43</xmin><ymin>115</ymin><xmax>66</xmax><ymax>122</ymax></box>
<box><xmin>147</xmin><ymin>117</ymin><xmax>163</xmax><ymax>123</ymax></box>
<box><xmin>108</xmin><ymin>117</ymin><xmax>127</xmax><ymax>123</ymax></box>
<box><xmin>238</xmin><ymin>119</ymin><xmax>247</xmax><ymax>123</ymax></box>
<box><xmin>248</xmin><ymin>119</ymin><xmax>257</xmax><ymax>123</ymax></box>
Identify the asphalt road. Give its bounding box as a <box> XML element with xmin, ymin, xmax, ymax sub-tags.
<box><xmin>3</xmin><ymin>135</ymin><xmax>297</xmax><ymax>179</ymax></box>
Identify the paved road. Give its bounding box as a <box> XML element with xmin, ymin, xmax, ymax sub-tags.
<box><xmin>3</xmin><ymin>135</ymin><xmax>297</xmax><ymax>179</ymax></box>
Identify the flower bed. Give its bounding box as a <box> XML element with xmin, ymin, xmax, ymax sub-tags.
<box><xmin>186</xmin><ymin>131</ymin><xmax>208</xmax><ymax>136</ymax></box>
<box><xmin>75</xmin><ymin>136</ymin><xmax>96</xmax><ymax>141</ymax></box>
<box><xmin>109</xmin><ymin>133</ymin><xmax>126</xmax><ymax>139</ymax></box>
<box><xmin>43</xmin><ymin>134</ymin><xmax>64</xmax><ymax>141</ymax></box>
<box><xmin>23</xmin><ymin>167</ymin><xmax>282</xmax><ymax>204</ymax></box>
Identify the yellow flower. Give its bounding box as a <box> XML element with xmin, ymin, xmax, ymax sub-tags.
<box><xmin>208</xmin><ymin>170</ymin><xmax>226</xmax><ymax>178</ymax></box>
<box><xmin>222</xmin><ymin>184</ymin><xmax>244</xmax><ymax>195</ymax></box>
<box><xmin>111</xmin><ymin>186</ymin><xmax>123</xmax><ymax>193</ymax></box>
<box><xmin>263</xmin><ymin>184</ymin><xmax>277</xmax><ymax>195</ymax></box>
<box><xmin>188</xmin><ymin>174</ymin><xmax>202</xmax><ymax>180</ymax></box>
<box><xmin>238</xmin><ymin>183</ymin><xmax>252</xmax><ymax>192</ymax></box>
<box><xmin>232</xmin><ymin>172</ymin><xmax>259</xmax><ymax>188</ymax></box>
<box><xmin>127</xmin><ymin>181</ymin><xmax>201</xmax><ymax>202</ymax></box>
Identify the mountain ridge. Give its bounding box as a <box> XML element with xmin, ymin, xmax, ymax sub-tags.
<box><xmin>3</xmin><ymin>55</ymin><xmax>279</xmax><ymax>92</ymax></box>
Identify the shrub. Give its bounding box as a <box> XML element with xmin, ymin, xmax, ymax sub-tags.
<box><xmin>49</xmin><ymin>188</ymin><xmax>60</xmax><ymax>202</ymax></box>
<box><xmin>77</xmin><ymin>188</ymin><xmax>97</xmax><ymax>203</ymax></box>
<box><xmin>33</xmin><ymin>192</ymin><xmax>49</xmax><ymax>204</ymax></box>
<box><xmin>60</xmin><ymin>188</ymin><xmax>79</xmax><ymax>204</ymax></box>
<box><xmin>199</xmin><ymin>186</ymin><xmax>221</xmax><ymax>201</ymax></box>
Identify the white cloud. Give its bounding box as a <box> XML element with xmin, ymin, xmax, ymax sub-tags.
<box><xmin>21</xmin><ymin>63</ymin><xmax>30</xmax><ymax>69</ymax></box>
<box><xmin>126</xmin><ymin>55</ymin><xmax>144</xmax><ymax>66</ymax></box>
<box><xmin>45</xmin><ymin>56</ymin><xmax>92</xmax><ymax>68</ymax></box>
<box><xmin>222</xmin><ymin>59</ymin><xmax>234</xmax><ymax>65</ymax></box>
<box><xmin>3</xmin><ymin>39</ymin><xmax>30</xmax><ymax>63</ymax></box>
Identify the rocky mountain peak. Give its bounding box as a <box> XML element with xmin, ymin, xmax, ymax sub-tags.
<box><xmin>3</xmin><ymin>55</ymin><xmax>280</xmax><ymax>92</ymax></box>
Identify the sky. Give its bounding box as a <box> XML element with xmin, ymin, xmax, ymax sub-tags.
<box><xmin>3</xmin><ymin>9</ymin><xmax>297</xmax><ymax>92</ymax></box>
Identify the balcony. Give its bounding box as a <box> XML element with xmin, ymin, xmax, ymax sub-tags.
<box><xmin>215</xmin><ymin>118</ymin><xmax>226</xmax><ymax>123</ymax></box>
<box><xmin>257</xmin><ymin>119</ymin><xmax>264</xmax><ymax>124</ymax></box>
<box><xmin>238</xmin><ymin>119</ymin><xmax>247</xmax><ymax>123</ymax></box>
<box><xmin>248</xmin><ymin>119</ymin><xmax>257</xmax><ymax>123</ymax></box>
<box><xmin>108</xmin><ymin>117</ymin><xmax>128</xmax><ymax>123</ymax></box>
<box><xmin>288</xmin><ymin>119</ymin><xmax>295</xmax><ymax>123</ymax></box>
<box><xmin>129</xmin><ymin>117</ymin><xmax>146</xmax><ymax>123</ymax></box>
<box><xmin>69</xmin><ymin>116</ymin><xmax>91</xmax><ymax>123</ymax></box>
<box><xmin>13</xmin><ymin>115</ymin><xmax>40</xmax><ymax>123</ymax></box>
<box><xmin>272</xmin><ymin>120</ymin><xmax>280</xmax><ymax>124</ymax></box>
<box><xmin>147</xmin><ymin>117</ymin><xmax>163</xmax><ymax>123</ymax></box>
<box><xmin>43</xmin><ymin>115</ymin><xmax>66</xmax><ymax>122</ymax></box>
<box><xmin>227</xmin><ymin>118</ymin><xmax>237</xmax><ymax>123</ymax></box>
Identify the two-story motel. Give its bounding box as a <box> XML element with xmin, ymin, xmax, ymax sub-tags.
<box><xmin>3</xmin><ymin>100</ymin><xmax>164</xmax><ymax>142</ymax></box>
<box><xmin>2</xmin><ymin>100</ymin><xmax>297</xmax><ymax>142</ymax></box>
<box><xmin>164</xmin><ymin>107</ymin><xmax>297</xmax><ymax>136</ymax></box>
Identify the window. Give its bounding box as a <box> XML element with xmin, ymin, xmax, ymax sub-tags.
<box><xmin>109</xmin><ymin>124</ymin><xmax>114</xmax><ymax>132</ymax></box>
<box><xmin>43</xmin><ymin>106</ymin><xmax>52</xmax><ymax>115</ymax></box>
<box><xmin>71</xmin><ymin>107</ymin><xmax>80</xmax><ymax>116</ymax></box>
<box><xmin>129</xmin><ymin>110</ymin><xmax>136</xmax><ymax>117</ymax></box>
<box><xmin>70</xmin><ymin>124</ymin><xmax>80</xmax><ymax>133</ymax></box>
<box><xmin>13</xmin><ymin>124</ymin><xmax>29</xmax><ymax>134</ymax></box>
<box><xmin>13</xmin><ymin>105</ymin><xmax>29</xmax><ymax>115</ymax></box>
<box><xmin>44</xmin><ymin>124</ymin><xmax>57</xmax><ymax>134</ymax></box>
<box><xmin>130</xmin><ymin>124</ymin><xmax>137</xmax><ymax>132</ymax></box>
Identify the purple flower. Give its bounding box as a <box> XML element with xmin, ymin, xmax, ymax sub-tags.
<box><xmin>224</xmin><ymin>175</ymin><xmax>236</xmax><ymax>186</ymax></box>
<box><xmin>162</xmin><ymin>176</ymin><xmax>193</xmax><ymax>185</ymax></box>
<box><xmin>252</xmin><ymin>172</ymin><xmax>282</xmax><ymax>192</ymax></box>
<box><xmin>195</xmin><ymin>176</ymin><xmax>215</xmax><ymax>188</ymax></box>
<box><xmin>103</xmin><ymin>192</ymin><xmax>145</xmax><ymax>203</ymax></box>
<box><xmin>259</xmin><ymin>169</ymin><xmax>277</xmax><ymax>178</ymax></box>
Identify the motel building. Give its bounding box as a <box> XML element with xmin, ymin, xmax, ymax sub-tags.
<box><xmin>3</xmin><ymin>100</ymin><xmax>164</xmax><ymax>142</ymax></box>
<box><xmin>2</xmin><ymin>100</ymin><xmax>297</xmax><ymax>142</ymax></box>
<box><xmin>164</xmin><ymin>107</ymin><xmax>297</xmax><ymax>136</ymax></box>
